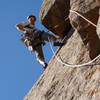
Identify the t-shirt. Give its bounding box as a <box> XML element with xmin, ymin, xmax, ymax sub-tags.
<box><xmin>20</xmin><ymin>21</ymin><xmax>42</xmax><ymax>43</ymax></box>
<box><xmin>21</xmin><ymin>21</ymin><xmax>37</xmax><ymax>33</ymax></box>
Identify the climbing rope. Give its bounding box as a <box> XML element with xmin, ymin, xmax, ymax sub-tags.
<box><xmin>70</xmin><ymin>10</ymin><xmax>97</xmax><ymax>28</ymax></box>
<box><xmin>48</xmin><ymin>10</ymin><xmax>100</xmax><ymax>67</ymax></box>
<box><xmin>49</xmin><ymin>37</ymin><xmax>100</xmax><ymax>67</ymax></box>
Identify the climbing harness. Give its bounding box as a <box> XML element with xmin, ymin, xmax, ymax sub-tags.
<box><xmin>48</xmin><ymin>10</ymin><xmax>100</xmax><ymax>67</ymax></box>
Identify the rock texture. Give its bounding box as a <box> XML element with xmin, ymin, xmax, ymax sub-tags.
<box><xmin>39</xmin><ymin>0</ymin><xmax>72</xmax><ymax>38</ymax></box>
<box><xmin>69</xmin><ymin>0</ymin><xmax>100</xmax><ymax>59</ymax></box>
<box><xmin>24</xmin><ymin>0</ymin><xmax>100</xmax><ymax>100</ymax></box>
<box><xmin>69</xmin><ymin>0</ymin><xmax>99</xmax><ymax>32</ymax></box>
<box><xmin>24</xmin><ymin>30</ymin><xmax>100</xmax><ymax>100</ymax></box>
<box><xmin>97</xmin><ymin>8</ymin><xmax>100</xmax><ymax>36</ymax></box>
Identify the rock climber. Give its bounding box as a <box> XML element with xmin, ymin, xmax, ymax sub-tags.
<box><xmin>16</xmin><ymin>15</ymin><xmax>64</xmax><ymax>70</ymax></box>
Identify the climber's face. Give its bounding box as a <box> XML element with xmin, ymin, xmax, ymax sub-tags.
<box><xmin>28</xmin><ymin>17</ymin><xmax>36</xmax><ymax>24</ymax></box>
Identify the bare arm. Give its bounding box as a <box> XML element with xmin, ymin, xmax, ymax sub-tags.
<box><xmin>16</xmin><ymin>23</ymin><xmax>25</xmax><ymax>31</ymax></box>
<box><xmin>16</xmin><ymin>21</ymin><xmax>33</xmax><ymax>34</ymax></box>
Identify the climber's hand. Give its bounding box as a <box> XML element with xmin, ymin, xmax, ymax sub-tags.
<box><xmin>16</xmin><ymin>24</ymin><xmax>24</xmax><ymax>31</ymax></box>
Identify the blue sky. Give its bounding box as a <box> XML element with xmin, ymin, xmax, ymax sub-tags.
<box><xmin>0</xmin><ymin>0</ymin><xmax>56</xmax><ymax>100</ymax></box>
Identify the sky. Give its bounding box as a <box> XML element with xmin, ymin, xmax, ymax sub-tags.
<box><xmin>0</xmin><ymin>0</ymin><xmax>56</xmax><ymax>100</ymax></box>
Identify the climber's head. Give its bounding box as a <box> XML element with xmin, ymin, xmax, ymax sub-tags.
<box><xmin>27</xmin><ymin>15</ymin><xmax>36</xmax><ymax>24</ymax></box>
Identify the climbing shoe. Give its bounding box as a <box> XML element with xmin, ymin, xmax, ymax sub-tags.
<box><xmin>43</xmin><ymin>63</ymin><xmax>48</xmax><ymax>70</ymax></box>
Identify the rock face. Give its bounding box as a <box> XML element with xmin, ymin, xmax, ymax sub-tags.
<box><xmin>39</xmin><ymin>0</ymin><xmax>72</xmax><ymax>38</ymax></box>
<box><xmin>24</xmin><ymin>31</ymin><xmax>100</xmax><ymax>100</ymax></box>
<box><xmin>24</xmin><ymin>0</ymin><xmax>100</xmax><ymax>100</ymax></box>
<box><xmin>69</xmin><ymin>0</ymin><xmax>100</xmax><ymax>30</ymax></box>
<box><xmin>69</xmin><ymin>0</ymin><xmax>100</xmax><ymax>59</ymax></box>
